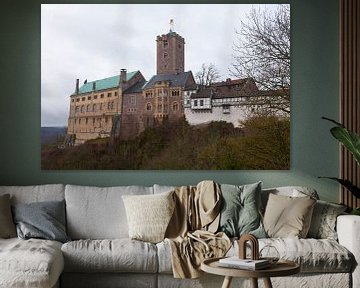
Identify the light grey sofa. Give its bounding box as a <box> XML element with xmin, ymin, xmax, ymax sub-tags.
<box><xmin>0</xmin><ymin>184</ymin><xmax>359</xmax><ymax>288</ymax></box>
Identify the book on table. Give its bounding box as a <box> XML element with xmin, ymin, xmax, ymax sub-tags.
<box><xmin>218</xmin><ymin>257</ymin><xmax>271</xmax><ymax>270</ymax></box>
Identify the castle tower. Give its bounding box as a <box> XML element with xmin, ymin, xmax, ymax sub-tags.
<box><xmin>156</xmin><ymin>19</ymin><xmax>185</xmax><ymax>75</ymax></box>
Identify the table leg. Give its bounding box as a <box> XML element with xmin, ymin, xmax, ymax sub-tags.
<box><xmin>221</xmin><ymin>276</ymin><xmax>233</xmax><ymax>288</ymax></box>
<box><xmin>263</xmin><ymin>277</ymin><xmax>273</xmax><ymax>288</ymax></box>
<box><xmin>251</xmin><ymin>278</ymin><xmax>258</xmax><ymax>288</ymax></box>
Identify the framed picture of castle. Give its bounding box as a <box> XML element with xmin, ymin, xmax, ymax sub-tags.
<box><xmin>41</xmin><ymin>4</ymin><xmax>290</xmax><ymax>170</ymax></box>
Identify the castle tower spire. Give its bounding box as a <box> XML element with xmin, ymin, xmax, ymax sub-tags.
<box><xmin>169</xmin><ymin>19</ymin><xmax>174</xmax><ymax>33</ymax></box>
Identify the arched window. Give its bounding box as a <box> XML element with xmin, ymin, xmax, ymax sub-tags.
<box><xmin>87</xmin><ymin>104</ymin><xmax>91</xmax><ymax>112</ymax></box>
<box><xmin>81</xmin><ymin>105</ymin><xmax>85</xmax><ymax>113</ymax></box>
<box><xmin>172</xmin><ymin>102</ymin><xmax>179</xmax><ymax>111</ymax></box>
<box><xmin>93</xmin><ymin>104</ymin><xmax>97</xmax><ymax>112</ymax></box>
<box><xmin>146</xmin><ymin>103</ymin><xmax>152</xmax><ymax>111</ymax></box>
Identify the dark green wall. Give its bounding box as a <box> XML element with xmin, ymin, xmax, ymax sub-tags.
<box><xmin>0</xmin><ymin>0</ymin><xmax>340</xmax><ymax>203</ymax></box>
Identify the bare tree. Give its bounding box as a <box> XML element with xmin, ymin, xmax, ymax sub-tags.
<box><xmin>195</xmin><ymin>63</ymin><xmax>221</xmax><ymax>86</ymax></box>
<box><xmin>231</xmin><ymin>5</ymin><xmax>290</xmax><ymax>115</ymax></box>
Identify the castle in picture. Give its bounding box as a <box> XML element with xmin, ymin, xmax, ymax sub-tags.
<box><xmin>66</xmin><ymin>22</ymin><xmax>286</xmax><ymax>145</ymax></box>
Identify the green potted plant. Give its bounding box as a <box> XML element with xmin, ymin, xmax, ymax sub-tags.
<box><xmin>320</xmin><ymin>117</ymin><xmax>360</xmax><ymax>215</ymax></box>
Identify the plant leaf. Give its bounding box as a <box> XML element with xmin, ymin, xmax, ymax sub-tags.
<box><xmin>319</xmin><ymin>177</ymin><xmax>360</xmax><ymax>199</ymax></box>
<box><xmin>322</xmin><ymin>117</ymin><xmax>360</xmax><ymax>165</ymax></box>
<box><xmin>330</xmin><ymin>127</ymin><xmax>360</xmax><ymax>165</ymax></box>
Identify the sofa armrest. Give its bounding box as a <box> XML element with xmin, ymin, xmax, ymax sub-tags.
<box><xmin>337</xmin><ymin>215</ymin><xmax>360</xmax><ymax>288</ymax></box>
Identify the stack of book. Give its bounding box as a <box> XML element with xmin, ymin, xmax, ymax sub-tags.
<box><xmin>218</xmin><ymin>257</ymin><xmax>271</xmax><ymax>270</ymax></box>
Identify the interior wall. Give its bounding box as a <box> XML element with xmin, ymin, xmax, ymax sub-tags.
<box><xmin>0</xmin><ymin>0</ymin><xmax>340</xmax><ymax>203</ymax></box>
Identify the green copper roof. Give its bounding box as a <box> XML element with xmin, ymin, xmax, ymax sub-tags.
<box><xmin>76</xmin><ymin>71</ymin><xmax>138</xmax><ymax>94</ymax></box>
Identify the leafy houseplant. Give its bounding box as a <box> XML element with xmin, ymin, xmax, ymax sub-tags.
<box><xmin>320</xmin><ymin>117</ymin><xmax>360</xmax><ymax>215</ymax></box>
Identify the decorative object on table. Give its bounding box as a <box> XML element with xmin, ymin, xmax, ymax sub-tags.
<box><xmin>319</xmin><ymin>117</ymin><xmax>360</xmax><ymax>211</ymax></box>
<box><xmin>219</xmin><ymin>234</ymin><xmax>273</xmax><ymax>271</ymax></box>
<box><xmin>238</xmin><ymin>233</ymin><xmax>259</xmax><ymax>260</ymax></box>
<box><xmin>259</xmin><ymin>245</ymin><xmax>280</xmax><ymax>265</ymax></box>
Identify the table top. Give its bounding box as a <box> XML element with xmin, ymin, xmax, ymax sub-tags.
<box><xmin>201</xmin><ymin>257</ymin><xmax>300</xmax><ymax>278</ymax></box>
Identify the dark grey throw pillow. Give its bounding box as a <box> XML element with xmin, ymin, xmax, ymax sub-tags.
<box><xmin>12</xmin><ymin>200</ymin><xmax>70</xmax><ymax>243</ymax></box>
<box><xmin>218</xmin><ymin>182</ymin><xmax>266</xmax><ymax>238</ymax></box>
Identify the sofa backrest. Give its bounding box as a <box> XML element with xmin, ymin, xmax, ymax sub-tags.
<box><xmin>65</xmin><ymin>184</ymin><xmax>153</xmax><ymax>240</ymax></box>
<box><xmin>0</xmin><ymin>184</ymin><xmax>65</xmax><ymax>204</ymax></box>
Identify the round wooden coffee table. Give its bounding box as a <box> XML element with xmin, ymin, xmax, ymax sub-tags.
<box><xmin>201</xmin><ymin>257</ymin><xmax>300</xmax><ymax>288</ymax></box>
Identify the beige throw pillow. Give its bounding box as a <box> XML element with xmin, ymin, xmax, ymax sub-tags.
<box><xmin>263</xmin><ymin>193</ymin><xmax>316</xmax><ymax>238</ymax></box>
<box><xmin>122</xmin><ymin>191</ymin><xmax>175</xmax><ymax>243</ymax></box>
<box><xmin>0</xmin><ymin>194</ymin><xmax>17</xmax><ymax>238</ymax></box>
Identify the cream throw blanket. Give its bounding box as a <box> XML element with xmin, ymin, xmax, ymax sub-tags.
<box><xmin>165</xmin><ymin>181</ymin><xmax>231</xmax><ymax>278</ymax></box>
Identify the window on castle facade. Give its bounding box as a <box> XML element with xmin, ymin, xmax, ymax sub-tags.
<box><xmin>194</xmin><ymin>100</ymin><xmax>198</xmax><ymax>107</ymax></box>
<box><xmin>146</xmin><ymin>103</ymin><xmax>152</xmax><ymax>111</ymax></box>
<box><xmin>82</xmin><ymin>97</ymin><xmax>85</xmax><ymax>101</ymax></box>
<box><xmin>87</xmin><ymin>104</ymin><xmax>91</xmax><ymax>112</ymax></box>
<box><xmin>107</xmin><ymin>102</ymin><xmax>111</xmax><ymax>110</ymax></box>
<box><xmin>81</xmin><ymin>105</ymin><xmax>85</xmax><ymax>113</ymax></box>
<box><xmin>88</xmin><ymin>96</ymin><xmax>91</xmax><ymax>100</ymax></box>
<box><xmin>145</xmin><ymin>92</ymin><xmax>153</xmax><ymax>98</ymax></box>
<box><xmin>100</xmin><ymin>103</ymin><xmax>103</xmax><ymax>111</ymax></box>
<box><xmin>75</xmin><ymin>106</ymin><xmax>79</xmax><ymax>113</ymax></box>
<box><xmin>130</xmin><ymin>95</ymin><xmax>136</xmax><ymax>105</ymax></box>
<box><xmin>172</xmin><ymin>102</ymin><xmax>179</xmax><ymax>111</ymax></box>
<box><xmin>163</xmin><ymin>40</ymin><xmax>168</xmax><ymax>48</ymax></box>
<box><xmin>172</xmin><ymin>90</ymin><xmax>180</xmax><ymax>96</ymax></box>
<box><xmin>76</xmin><ymin>98</ymin><xmax>80</xmax><ymax>102</ymax></box>
<box><xmin>93</xmin><ymin>118</ymin><xmax>95</xmax><ymax>124</ymax></box>
<box><xmin>200</xmin><ymin>100</ymin><xmax>204</xmax><ymax>106</ymax></box>
<box><xmin>94</xmin><ymin>95</ymin><xmax>98</xmax><ymax>99</ymax></box>
<box><xmin>86</xmin><ymin>118</ymin><xmax>88</xmax><ymax>124</ymax></box>
<box><xmin>71</xmin><ymin>99</ymin><xmax>74</xmax><ymax>103</ymax></box>
<box><xmin>100</xmin><ymin>94</ymin><xmax>104</xmax><ymax>98</ymax></box>
<box><xmin>115</xmin><ymin>91</ymin><xmax>118</xmax><ymax>96</ymax></box>
<box><xmin>107</xmin><ymin>92</ymin><xmax>111</xmax><ymax>97</ymax></box>
<box><xmin>93</xmin><ymin>104</ymin><xmax>97</xmax><ymax>112</ymax></box>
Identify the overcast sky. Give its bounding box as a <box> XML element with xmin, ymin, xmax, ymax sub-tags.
<box><xmin>41</xmin><ymin>4</ymin><xmax>283</xmax><ymax>127</ymax></box>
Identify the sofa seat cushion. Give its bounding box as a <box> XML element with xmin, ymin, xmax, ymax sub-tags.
<box><xmin>157</xmin><ymin>238</ymin><xmax>353</xmax><ymax>274</ymax></box>
<box><xmin>230</xmin><ymin>238</ymin><xmax>354</xmax><ymax>273</ymax></box>
<box><xmin>62</xmin><ymin>239</ymin><xmax>158</xmax><ymax>273</ymax></box>
<box><xmin>0</xmin><ymin>238</ymin><xmax>64</xmax><ymax>288</ymax></box>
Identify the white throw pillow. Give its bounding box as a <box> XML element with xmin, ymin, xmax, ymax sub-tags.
<box><xmin>122</xmin><ymin>191</ymin><xmax>175</xmax><ymax>243</ymax></box>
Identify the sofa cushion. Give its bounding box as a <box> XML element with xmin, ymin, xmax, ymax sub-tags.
<box><xmin>61</xmin><ymin>239</ymin><xmax>158</xmax><ymax>273</ymax></box>
<box><xmin>218</xmin><ymin>182</ymin><xmax>266</xmax><ymax>238</ymax></box>
<box><xmin>261</xmin><ymin>186</ymin><xmax>319</xmax><ymax>212</ymax></box>
<box><xmin>234</xmin><ymin>238</ymin><xmax>353</xmax><ymax>273</ymax></box>
<box><xmin>65</xmin><ymin>185</ymin><xmax>153</xmax><ymax>239</ymax></box>
<box><xmin>0</xmin><ymin>238</ymin><xmax>64</xmax><ymax>288</ymax></box>
<box><xmin>262</xmin><ymin>238</ymin><xmax>353</xmax><ymax>273</ymax></box>
<box><xmin>307</xmin><ymin>200</ymin><xmax>347</xmax><ymax>240</ymax></box>
<box><xmin>0</xmin><ymin>184</ymin><xmax>65</xmax><ymax>204</ymax></box>
<box><xmin>122</xmin><ymin>191</ymin><xmax>175</xmax><ymax>243</ymax></box>
<box><xmin>158</xmin><ymin>237</ymin><xmax>353</xmax><ymax>274</ymax></box>
<box><xmin>12</xmin><ymin>200</ymin><xmax>70</xmax><ymax>243</ymax></box>
<box><xmin>0</xmin><ymin>194</ymin><xmax>16</xmax><ymax>238</ymax></box>
<box><xmin>263</xmin><ymin>193</ymin><xmax>316</xmax><ymax>238</ymax></box>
